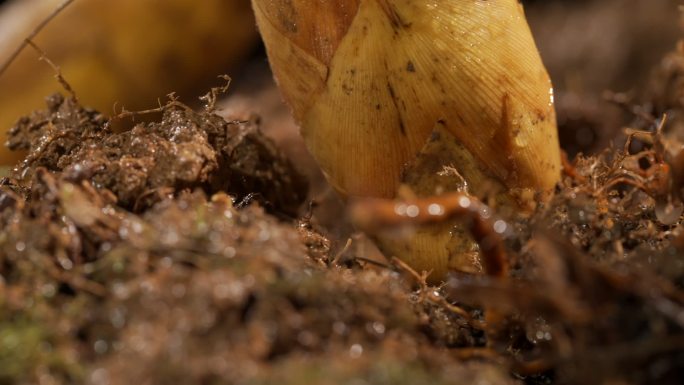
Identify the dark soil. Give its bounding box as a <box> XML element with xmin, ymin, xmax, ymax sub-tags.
<box><xmin>0</xmin><ymin>94</ymin><xmax>515</xmax><ymax>385</ymax></box>
<box><xmin>1</xmin><ymin>7</ymin><xmax>684</xmax><ymax>385</ymax></box>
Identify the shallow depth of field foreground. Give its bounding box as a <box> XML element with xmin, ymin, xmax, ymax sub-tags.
<box><xmin>0</xmin><ymin>1</ymin><xmax>683</xmax><ymax>384</ymax></box>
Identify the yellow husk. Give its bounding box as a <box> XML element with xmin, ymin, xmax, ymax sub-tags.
<box><xmin>254</xmin><ymin>0</ymin><xmax>561</xmax><ymax>280</ymax></box>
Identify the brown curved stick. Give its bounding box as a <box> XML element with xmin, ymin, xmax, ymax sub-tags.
<box><xmin>0</xmin><ymin>0</ymin><xmax>76</xmax><ymax>78</ymax></box>
<box><xmin>350</xmin><ymin>192</ymin><xmax>509</xmax><ymax>277</ymax></box>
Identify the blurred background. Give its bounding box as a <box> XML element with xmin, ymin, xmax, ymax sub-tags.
<box><xmin>526</xmin><ymin>0</ymin><xmax>682</xmax><ymax>156</ymax></box>
<box><xmin>0</xmin><ymin>0</ymin><xmax>681</xmax><ymax>166</ymax></box>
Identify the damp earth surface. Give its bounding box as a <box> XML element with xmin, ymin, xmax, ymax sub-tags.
<box><xmin>1</xmin><ymin>2</ymin><xmax>684</xmax><ymax>385</ymax></box>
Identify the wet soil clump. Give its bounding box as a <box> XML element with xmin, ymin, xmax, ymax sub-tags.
<box><xmin>0</xmin><ymin>96</ymin><xmax>515</xmax><ymax>385</ymax></box>
<box><xmin>6</xmin><ymin>93</ymin><xmax>306</xmax><ymax>215</ymax></box>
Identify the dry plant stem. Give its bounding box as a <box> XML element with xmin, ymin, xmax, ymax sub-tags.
<box><xmin>352</xmin><ymin>255</ymin><xmax>390</xmax><ymax>269</ymax></box>
<box><xmin>623</xmin><ymin>114</ymin><xmax>667</xmax><ymax>162</ymax></box>
<box><xmin>599</xmin><ymin>115</ymin><xmax>672</xmax><ymax>197</ymax></box>
<box><xmin>112</xmin><ymin>95</ymin><xmax>177</xmax><ymax>121</ymax></box>
<box><xmin>391</xmin><ymin>256</ymin><xmax>483</xmax><ymax>329</ymax></box>
<box><xmin>351</xmin><ymin>192</ymin><xmax>509</xmax><ymax>278</ymax></box>
<box><xmin>199</xmin><ymin>75</ymin><xmax>232</xmax><ymax>111</ymax></box>
<box><xmin>390</xmin><ymin>257</ymin><xmax>432</xmax><ymax>285</ymax></box>
<box><xmin>0</xmin><ymin>0</ymin><xmax>75</xmax><ymax>77</ymax></box>
<box><xmin>331</xmin><ymin>238</ymin><xmax>353</xmax><ymax>266</ymax></box>
<box><xmin>111</xmin><ymin>94</ymin><xmax>210</xmax><ymax>123</ymax></box>
<box><xmin>25</xmin><ymin>39</ymin><xmax>77</xmax><ymax>100</ymax></box>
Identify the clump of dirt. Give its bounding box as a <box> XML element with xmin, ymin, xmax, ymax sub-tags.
<box><xmin>6</xmin><ymin>93</ymin><xmax>307</xmax><ymax>215</ymax></box>
<box><xmin>0</xmin><ymin>96</ymin><xmax>511</xmax><ymax>385</ymax></box>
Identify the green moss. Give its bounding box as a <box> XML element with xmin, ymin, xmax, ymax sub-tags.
<box><xmin>0</xmin><ymin>305</ymin><xmax>84</xmax><ymax>384</ymax></box>
<box><xmin>0</xmin><ymin>320</ymin><xmax>45</xmax><ymax>382</ymax></box>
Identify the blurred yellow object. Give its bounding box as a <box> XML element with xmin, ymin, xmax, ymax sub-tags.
<box><xmin>0</xmin><ymin>0</ymin><xmax>257</xmax><ymax>165</ymax></box>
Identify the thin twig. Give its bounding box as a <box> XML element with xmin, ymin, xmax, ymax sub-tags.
<box><xmin>392</xmin><ymin>257</ymin><xmax>484</xmax><ymax>328</ymax></box>
<box><xmin>391</xmin><ymin>256</ymin><xmax>430</xmax><ymax>284</ymax></box>
<box><xmin>25</xmin><ymin>38</ymin><xmax>77</xmax><ymax>100</ymax></box>
<box><xmin>200</xmin><ymin>75</ymin><xmax>232</xmax><ymax>112</ymax></box>
<box><xmin>351</xmin><ymin>255</ymin><xmax>390</xmax><ymax>268</ymax></box>
<box><xmin>0</xmin><ymin>0</ymin><xmax>76</xmax><ymax>78</ymax></box>
<box><xmin>112</xmin><ymin>97</ymin><xmax>193</xmax><ymax>121</ymax></box>
<box><xmin>331</xmin><ymin>238</ymin><xmax>353</xmax><ymax>266</ymax></box>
